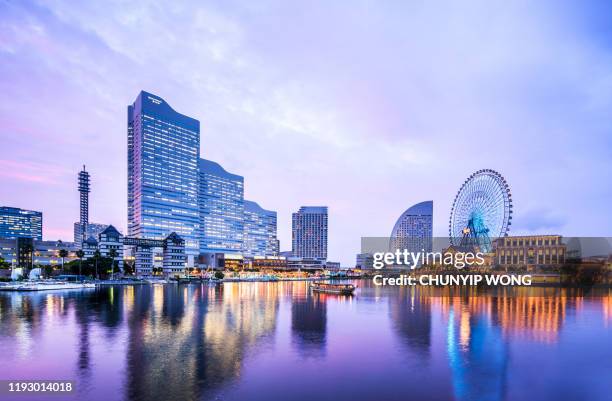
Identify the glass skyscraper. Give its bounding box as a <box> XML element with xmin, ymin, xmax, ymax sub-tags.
<box><xmin>292</xmin><ymin>206</ymin><xmax>328</xmax><ymax>260</ymax></box>
<box><xmin>243</xmin><ymin>200</ymin><xmax>279</xmax><ymax>257</ymax></box>
<box><xmin>0</xmin><ymin>206</ymin><xmax>42</xmax><ymax>240</ymax></box>
<box><xmin>127</xmin><ymin>91</ymin><xmax>200</xmax><ymax>264</ymax></box>
<box><xmin>198</xmin><ymin>158</ymin><xmax>244</xmax><ymax>254</ymax></box>
<box><xmin>389</xmin><ymin>200</ymin><xmax>433</xmax><ymax>254</ymax></box>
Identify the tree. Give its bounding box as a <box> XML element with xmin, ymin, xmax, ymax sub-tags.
<box><xmin>0</xmin><ymin>255</ymin><xmax>10</xmax><ymax>269</ymax></box>
<box><xmin>93</xmin><ymin>250</ymin><xmax>102</xmax><ymax>280</ymax></box>
<box><xmin>58</xmin><ymin>249</ymin><xmax>68</xmax><ymax>274</ymax></box>
<box><xmin>214</xmin><ymin>271</ymin><xmax>225</xmax><ymax>280</ymax></box>
<box><xmin>109</xmin><ymin>249</ymin><xmax>118</xmax><ymax>280</ymax></box>
<box><xmin>124</xmin><ymin>260</ymin><xmax>134</xmax><ymax>276</ymax></box>
<box><xmin>21</xmin><ymin>242</ymin><xmax>34</xmax><ymax>276</ymax></box>
<box><xmin>76</xmin><ymin>249</ymin><xmax>85</xmax><ymax>280</ymax></box>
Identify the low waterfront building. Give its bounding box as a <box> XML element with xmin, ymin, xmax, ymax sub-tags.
<box><xmin>286</xmin><ymin>257</ymin><xmax>326</xmax><ymax>271</ymax></box>
<box><xmin>98</xmin><ymin>225</ymin><xmax>124</xmax><ymax>269</ymax></box>
<box><xmin>124</xmin><ymin>233</ymin><xmax>186</xmax><ymax>277</ymax></box>
<box><xmin>163</xmin><ymin>232</ymin><xmax>186</xmax><ymax>275</ymax></box>
<box><xmin>0</xmin><ymin>207</ymin><xmax>43</xmax><ymax>240</ymax></box>
<box><xmin>0</xmin><ymin>237</ymin><xmax>78</xmax><ymax>267</ymax></box>
<box><xmin>356</xmin><ymin>253</ymin><xmax>374</xmax><ymax>270</ymax></box>
<box><xmin>492</xmin><ymin>235</ymin><xmax>566</xmax><ymax>270</ymax></box>
<box><xmin>249</xmin><ymin>256</ymin><xmax>287</xmax><ymax>270</ymax></box>
<box><xmin>221</xmin><ymin>253</ymin><xmax>244</xmax><ymax>271</ymax></box>
<box><xmin>82</xmin><ymin>236</ymin><xmax>99</xmax><ymax>259</ymax></box>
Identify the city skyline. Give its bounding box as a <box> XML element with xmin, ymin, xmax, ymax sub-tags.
<box><xmin>1</xmin><ymin>1</ymin><xmax>612</xmax><ymax>265</ymax></box>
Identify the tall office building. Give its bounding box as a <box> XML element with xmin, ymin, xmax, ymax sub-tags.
<box><xmin>198</xmin><ymin>158</ymin><xmax>244</xmax><ymax>255</ymax></box>
<box><xmin>0</xmin><ymin>207</ymin><xmax>43</xmax><ymax>240</ymax></box>
<box><xmin>243</xmin><ymin>200</ymin><xmax>279</xmax><ymax>257</ymax></box>
<box><xmin>292</xmin><ymin>206</ymin><xmax>328</xmax><ymax>260</ymax></box>
<box><xmin>128</xmin><ymin>91</ymin><xmax>200</xmax><ymax>265</ymax></box>
<box><xmin>389</xmin><ymin>201</ymin><xmax>433</xmax><ymax>256</ymax></box>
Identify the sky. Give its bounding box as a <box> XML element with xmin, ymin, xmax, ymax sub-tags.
<box><xmin>1</xmin><ymin>0</ymin><xmax>611</xmax><ymax>265</ymax></box>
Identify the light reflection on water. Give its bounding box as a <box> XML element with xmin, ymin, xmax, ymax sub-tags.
<box><xmin>0</xmin><ymin>281</ymin><xmax>610</xmax><ymax>401</ymax></box>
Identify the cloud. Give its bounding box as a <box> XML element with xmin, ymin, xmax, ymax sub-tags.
<box><xmin>512</xmin><ymin>209</ymin><xmax>567</xmax><ymax>233</ymax></box>
<box><xmin>0</xmin><ymin>0</ymin><xmax>611</xmax><ymax>264</ymax></box>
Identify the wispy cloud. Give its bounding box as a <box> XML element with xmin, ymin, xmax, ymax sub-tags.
<box><xmin>0</xmin><ymin>0</ymin><xmax>611</xmax><ymax>263</ymax></box>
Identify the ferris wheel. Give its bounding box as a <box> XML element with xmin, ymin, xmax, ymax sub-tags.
<box><xmin>449</xmin><ymin>169</ymin><xmax>512</xmax><ymax>252</ymax></box>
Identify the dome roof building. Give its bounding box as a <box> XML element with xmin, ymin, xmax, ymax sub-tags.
<box><xmin>390</xmin><ymin>201</ymin><xmax>433</xmax><ymax>258</ymax></box>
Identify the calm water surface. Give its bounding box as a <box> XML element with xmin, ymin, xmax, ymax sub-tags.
<box><xmin>0</xmin><ymin>281</ymin><xmax>611</xmax><ymax>401</ymax></box>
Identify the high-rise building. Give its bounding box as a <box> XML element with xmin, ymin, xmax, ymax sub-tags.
<box><xmin>127</xmin><ymin>91</ymin><xmax>200</xmax><ymax>265</ymax></box>
<box><xmin>198</xmin><ymin>158</ymin><xmax>244</xmax><ymax>255</ymax></box>
<box><xmin>243</xmin><ymin>200</ymin><xmax>279</xmax><ymax>257</ymax></box>
<box><xmin>292</xmin><ymin>206</ymin><xmax>328</xmax><ymax>260</ymax></box>
<box><xmin>0</xmin><ymin>206</ymin><xmax>43</xmax><ymax>240</ymax></box>
<box><xmin>389</xmin><ymin>201</ymin><xmax>433</xmax><ymax>258</ymax></box>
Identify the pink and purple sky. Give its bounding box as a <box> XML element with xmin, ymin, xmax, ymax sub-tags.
<box><xmin>1</xmin><ymin>1</ymin><xmax>611</xmax><ymax>264</ymax></box>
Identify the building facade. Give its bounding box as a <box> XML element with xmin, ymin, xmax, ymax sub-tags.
<box><xmin>243</xmin><ymin>200</ymin><xmax>279</xmax><ymax>257</ymax></box>
<box><xmin>292</xmin><ymin>206</ymin><xmax>328</xmax><ymax>260</ymax></box>
<box><xmin>356</xmin><ymin>253</ymin><xmax>374</xmax><ymax>270</ymax></box>
<box><xmin>128</xmin><ymin>91</ymin><xmax>200</xmax><ymax>265</ymax></box>
<box><xmin>0</xmin><ymin>238</ymin><xmax>78</xmax><ymax>267</ymax></box>
<box><xmin>390</xmin><ymin>200</ymin><xmax>433</xmax><ymax>255</ymax></box>
<box><xmin>123</xmin><ymin>233</ymin><xmax>186</xmax><ymax>276</ymax></box>
<box><xmin>74</xmin><ymin>222</ymin><xmax>108</xmax><ymax>245</ymax></box>
<box><xmin>249</xmin><ymin>256</ymin><xmax>287</xmax><ymax>270</ymax></box>
<box><xmin>162</xmin><ymin>232</ymin><xmax>186</xmax><ymax>275</ymax></box>
<box><xmin>0</xmin><ymin>207</ymin><xmax>43</xmax><ymax>240</ymax></box>
<box><xmin>493</xmin><ymin>235</ymin><xmax>566</xmax><ymax>270</ymax></box>
<box><xmin>198</xmin><ymin>159</ymin><xmax>244</xmax><ymax>256</ymax></box>
<box><xmin>98</xmin><ymin>225</ymin><xmax>124</xmax><ymax>268</ymax></box>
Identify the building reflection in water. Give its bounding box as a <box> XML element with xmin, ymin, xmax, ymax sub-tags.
<box><xmin>0</xmin><ymin>284</ymin><xmax>610</xmax><ymax>401</ymax></box>
<box><xmin>492</xmin><ymin>291</ymin><xmax>571</xmax><ymax>344</ymax></box>
<box><xmin>388</xmin><ymin>286</ymin><xmax>432</xmax><ymax>357</ymax></box>
<box><xmin>124</xmin><ymin>283</ymin><xmax>279</xmax><ymax>401</ymax></box>
<box><xmin>437</xmin><ymin>288</ymin><xmax>589</xmax><ymax>401</ymax></box>
<box><xmin>0</xmin><ymin>283</ymin><xmax>281</xmax><ymax>401</ymax></box>
<box><xmin>291</xmin><ymin>282</ymin><xmax>327</xmax><ymax>356</ymax></box>
<box><xmin>445</xmin><ymin>296</ymin><xmax>509</xmax><ymax>401</ymax></box>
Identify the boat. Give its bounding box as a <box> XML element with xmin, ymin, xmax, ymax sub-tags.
<box><xmin>310</xmin><ymin>281</ymin><xmax>356</xmax><ymax>295</ymax></box>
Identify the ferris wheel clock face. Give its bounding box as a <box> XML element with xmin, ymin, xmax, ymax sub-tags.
<box><xmin>449</xmin><ymin>169</ymin><xmax>512</xmax><ymax>250</ymax></box>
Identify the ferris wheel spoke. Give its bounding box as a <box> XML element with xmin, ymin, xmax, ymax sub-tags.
<box><xmin>449</xmin><ymin>169</ymin><xmax>512</xmax><ymax>248</ymax></box>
